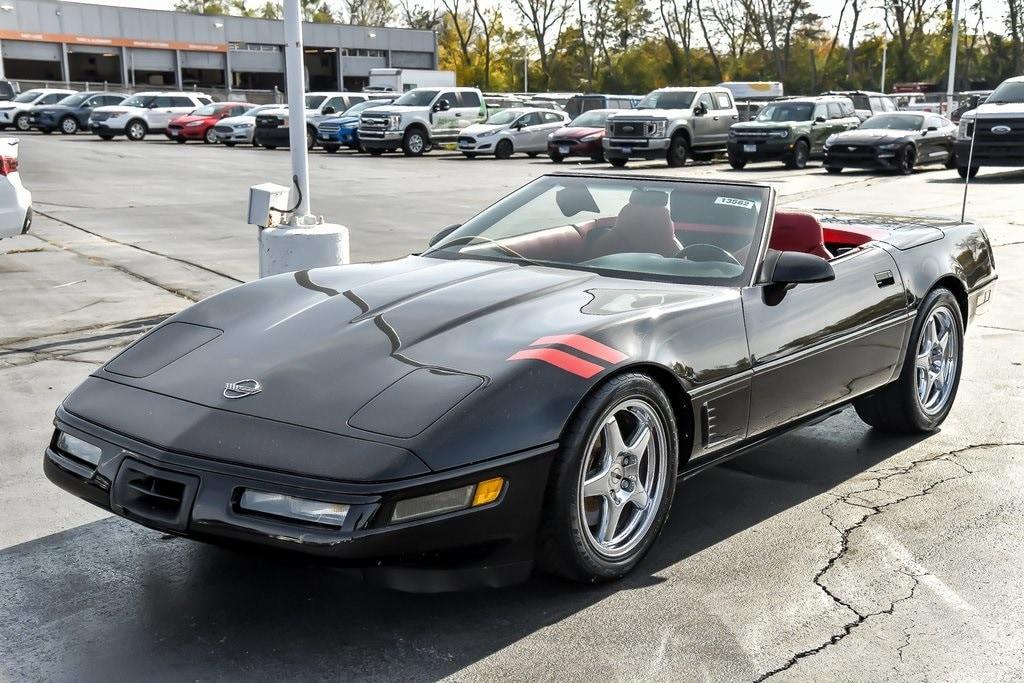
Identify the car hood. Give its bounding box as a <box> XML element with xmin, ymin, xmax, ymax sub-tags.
<box><xmin>219</xmin><ymin>115</ymin><xmax>256</xmax><ymax>126</ymax></box>
<box><xmin>320</xmin><ymin>115</ymin><xmax>359</xmax><ymax>126</ymax></box>
<box><xmin>32</xmin><ymin>105</ymin><xmax>73</xmax><ymax>115</ymax></box>
<box><xmin>80</xmin><ymin>256</ymin><xmax>725</xmax><ymax>471</ymax></box>
<box><xmin>360</xmin><ymin>105</ymin><xmax>427</xmax><ymax>116</ymax></box>
<box><xmin>462</xmin><ymin>123</ymin><xmax>506</xmax><ymax>135</ymax></box>
<box><xmin>171</xmin><ymin>114</ymin><xmax>212</xmax><ymax>125</ymax></box>
<box><xmin>730</xmin><ymin>121</ymin><xmax>798</xmax><ymax>131</ymax></box>
<box><xmin>92</xmin><ymin>105</ymin><xmax>140</xmax><ymax>115</ymax></box>
<box><xmin>550</xmin><ymin>126</ymin><xmax>603</xmax><ymax>140</ymax></box>
<box><xmin>828</xmin><ymin>129</ymin><xmax>911</xmax><ymax>145</ymax></box>
<box><xmin>965</xmin><ymin>102</ymin><xmax>1024</xmax><ymax>118</ymax></box>
<box><xmin>609</xmin><ymin>109</ymin><xmax>682</xmax><ymax>119</ymax></box>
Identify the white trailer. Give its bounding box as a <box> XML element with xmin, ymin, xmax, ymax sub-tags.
<box><xmin>366</xmin><ymin>68</ymin><xmax>457</xmax><ymax>93</ymax></box>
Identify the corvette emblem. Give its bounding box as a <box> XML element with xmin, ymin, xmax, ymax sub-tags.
<box><xmin>223</xmin><ymin>379</ymin><xmax>262</xmax><ymax>399</ymax></box>
<box><xmin>991</xmin><ymin>125</ymin><xmax>1011</xmax><ymax>135</ymax></box>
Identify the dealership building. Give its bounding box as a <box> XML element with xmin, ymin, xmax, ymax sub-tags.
<box><xmin>0</xmin><ymin>0</ymin><xmax>438</xmax><ymax>93</ymax></box>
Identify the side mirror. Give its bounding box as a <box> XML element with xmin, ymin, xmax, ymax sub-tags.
<box><xmin>814</xmin><ymin>116</ymin><xmax>827</xmax><ymax>124</ymax></box>
<box><xmin>694</xmin><ymin>103</ymin><xmax>707</xmax><ymax>116</ymax></box>
<box><xmin>322</xmin><ymin>106</ymin><xmax>335</xmax><ymax>115</ymax></box>
<box><xmin>428</xmin><ymin>223</ymin><xmax>461</xmax><ymax>247</ymax></box>
<box><xmin>763</xmin><ymin>250</ymin><xmax>835</xmax><ymax>286</ymax></box>
<box><xmin>433</xmin><ymin>99</ymin><xmax>451</xmax><ymax>112</ymax></box>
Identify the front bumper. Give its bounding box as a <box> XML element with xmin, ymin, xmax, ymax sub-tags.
<box><xmin>318</xmin><ymin>128</ymin><xmax>358</xmax><ymax>146</ymax></box>
<box><xmin>214</xmin><ymin>127</ymin><xmax>254</xmax><ymax>143</ymax></box>
<box><xmin>603</xmin><ymin>136</ymin><xmax>670</xmax><ymax>160</ymax></box>
<box><xmin>44</xmin><ymin>407</ymin><xmax>554</xmax><ymax>591</ymax></box>
<box><xmin>547</xmin><ymin>138</ymin><xmax>602</xmax><ymax>157</ymax></box>
<box><xmin>254</xmin><ymin>127</ymin><xmax>293</xmax><ymax>147</ymax></box>
<box><xmin>726</xmin><ymin>139</ymin><xmax>796</xmax><ymax>162</ymax></box>
<box><xmin>457</xmin><ymin>135</ymin><xmax>497</xmax><ymax>153</ymax></box>
<box><xmin>359</xmin><ymin>129</ymin><xmax>403</xmax><ymax>151</ymax></box>
<box><xmin>166</xmin><ymin>125</ymin><xmax>206</xmax><ymax>140</ymax></box>
<box><xmin>823</xmin><ymin>146</ymin><xmax>899</xmax><ymax>169</ymax></box>
<box><xmin>954</xmin><ymin>138</ymin><xmax>1024</xmax><ymax>167</ymax></box>
<box><xmin>29</xmin><ymin>113</ymin><xmax>59</xmax><ymax>131</ymax></box>
<box><xmin>90</xmin><ymin>120</ymin><xmax>127</xmax><ymax>136</ymax></box>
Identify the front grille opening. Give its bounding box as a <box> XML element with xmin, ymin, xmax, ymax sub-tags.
<box><xmin>124</xmin><ymin>474</ymin><xmax>186</xmax><ymax>518</ymax></box>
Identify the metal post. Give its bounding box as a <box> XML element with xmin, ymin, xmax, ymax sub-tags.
<box><xmin>946</xmin><ymin>0</ymin><xmax>961</xmax><ymax>115</ymax></box>
<box><xmin>880</xmin><ymin>43</ymin><xmax>887</xmax><ymax>93</ymax></box>
<box><xmin>282</xmin><ymin>0</ymin><xmax>312</xmax><ymax>222</ymax></box>
<box><xmin>523</xmin><ymin>48</ymin><xmax>528</xmax><ymax>93</ymax></box>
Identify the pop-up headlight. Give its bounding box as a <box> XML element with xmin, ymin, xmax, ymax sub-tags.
<box><xmin>56</xmin><ymin>432</ymin><xmax>103</xmax><ymax>467</ymax></box>
<box><xmin>239</xmin><ymin>490</ymin><xmax>349</xmax><ymax>527</ymax></box>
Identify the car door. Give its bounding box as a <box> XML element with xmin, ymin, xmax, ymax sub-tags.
<box><xmin>712</xmin><ymin>91</ymin><xmax>738</xmax><ymax>144</ymax></box>
<box><xmin>78</xmin><ymin>95</ymin><xmax>101</xmax><ymax>124</ymax></box>
<box><xmin>809</xmin><ymin>103</ymin><xmax>831</xmax><ymax>151</ymax></box>
<box><xmin>430</xmin><ymin>90</ymin><xmax>460</xmax><ymax>139</ymax></box>
<box><xmin>741</xmin><ymin>232</ymin><xmax>910</xmax><ymax>435</ymax></box>
<box><xmin>147</xmin><ymin>96</ymin><xmax>177</xmax><ymax>128</ymax></box>
<box><xmin>457</xmin><ymin>91</ymin><xmax>484</xmax><ymax>128</ymax></box>
<box><xmin>691</xmin><ymin>93</ymin><xmax>718</xmax><ymax>147</ymax></box>
<box><xmin>509</xmin><ymin>111</ymin><xmax>542</xmax><ymax>150</ymax></box>
<box><xmin>535</xmin><ymin>111</ymin><xmax>566</xmax><ymax>149</ymax></box>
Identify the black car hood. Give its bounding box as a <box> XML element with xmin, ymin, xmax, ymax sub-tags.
<box><xmin>79</xmin><ymin>256</ymin><xmax>725</xmax><ymax>472</ymax></box>
<box><xmin>829</xmin><ymin>129</ymin><xmax>912</xmax><ymax>145</ymax></box>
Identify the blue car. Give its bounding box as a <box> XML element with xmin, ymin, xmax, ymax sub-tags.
<box><xmin>316</xmin><ymin>97</ymin><xmax>394</xmax><ymax>153</ymax></box>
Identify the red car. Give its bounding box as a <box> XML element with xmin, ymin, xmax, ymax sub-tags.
<box><xmin>546</xmin><ymin>109</ymin><xmax>618</xmax><ymax>163</ymax></box>
<box><xmin>166</xmin><ymin>102</ymin><xmax>250</xmax><ymax>144</ymax></box>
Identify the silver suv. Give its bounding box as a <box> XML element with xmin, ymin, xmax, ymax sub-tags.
<box><xmin>358</xmin><ymin>87</ymin><xmax>487</xmax><ymax>156</ymax></box>
<box><xmin>603</xmin><ymin>87</ymin><xmax>738</xmax><ymax>167</ymax></box>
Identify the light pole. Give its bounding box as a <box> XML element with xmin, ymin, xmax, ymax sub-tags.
<box><xmin>282</xmin><ymin>0</ymin><xmax>311</xmax><ymax>222</ymax></box>
<box><xmin>946</xmin><ymin>0</ymin><xmax>962</xmax><ymax>114</ymax></box>
<box><xmin>523</xmin><ymin>47</ymin><xmax>529</xmax><ymax>93</ymax></box>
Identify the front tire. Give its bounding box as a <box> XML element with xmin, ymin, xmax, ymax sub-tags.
<box><xmin>98</xmin><ymin>134</ymin><xmax>114</xmax><ymax>140</ymax></box>
<box><xmin>825</xmin><ymin>165</ymin><xmax>843</xmax><ymax>174</ymax></box>
<box><xmin>125</xmin><ymin>119</ymin><xmax>147</xmax><ymax>141</ymax></box>
<box><xmin>204</xmin><ymin>127</ymin><xmax>217</xmax><ymax>144</ymax></box>
<box><xmin>609</xmin><ymin>157</ymin><xmax>628</xmax><ymax>168</ymax></box>
<box><xmin>898</xmin><ymin>145</ymin><xmax>917</xmax><ymax>175</ymax></box>
<box><xmin>944</xmin><ymin>149</ymin><xmax>958</xmax><ymax>169</ymax></box>
<box><xmin>666</xmin><ymin>134</ymin><xmax>689</xmax><ymax>167</ymax></box>
<box><xmin>728</xmin><ymin>155</ymin><xmax>746</xmax><ymax>170</ymax></box>
<box><xmin>785</xmin><ymin>139</ymin><xmax>809</xmax><ymax>169</ymax></box>
<box><xmin>223</xmin><ymin>142</ymin><xmax>236</xmax><ymax>147</ymax></box>
<box><xmin>537</xmin><ymin>373</ymin><xmax>678</xmax><ymax>582</ymax></box>
<box><xmin>323</xmin><ymin>144</ymin><xmax>340</xmax><ymax>154</ymax></box>
<box><xmin>13</xmin><ymin>113</ymin><xmax>29</xmax><ymax>132</ymax></box>
<box><xmin>462</xmin><ymin>152</ymin><xmax>477</xmax><ymax>159</ymax></box>
<box><xmin>60</xmin><ymin>116</ymin><xmax>79</xmax><ymax>134</ymax></box>
<box><xmin>494</xmin><ymin>139</ymin><xmax>513</xmax><ymax>159</ymax></box>
<box><xmin>854</xmin><ymin>288</ymin><xmax>964</xmax><ymax>433</ymax></box>
<box><xmin>402</xmin><ymin>128</ymin><xmax>427</xmax><ymax>156</ymax></box>
<box><xmin>957</xmin><ymin>165</ymin><xmax>979</xmax><ymax>179</ymax></box>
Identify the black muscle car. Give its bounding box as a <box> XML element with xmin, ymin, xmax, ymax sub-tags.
<box><xmin>823</xmin><ymin>111</ymin><xmax>958</xmax><ymax>174</ymax></box>
<box><xmin>44</xmin><ymin>174</ymin><xmax>997</xmax><ymax>591</ymax></box>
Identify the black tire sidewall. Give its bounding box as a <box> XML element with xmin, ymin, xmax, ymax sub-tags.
<box><xmin>402</xmin><ymin>129</ymin><xmax>426</xmax><ymax>156</ymax></box>
<box><xmin>900</xmin><ymin>145</ymin><xmax>916</xmax><ymax>174</ymax></box>
<box><xmin>14</xmin><ymin>113</ymin><xmax>29</xmax><ymax>131</ymax></box>
<box><xmin>667</xmin><ymin>135</ymin><xmax>688</xmax><ymax>167</ymax></box>
<box><xmin>898</xmin><ymin>289</ymin><xmax>964</xmax><ymax>431</ymax></box>
<box><xmin>495</xmin><ymin>139</ymin><xmax>513</xmax><ymax>159</ymax></box>
<box><xmin>540</xmin><ymin>373</ymin><xmax>679</xmax><ymax>581</ymax></box>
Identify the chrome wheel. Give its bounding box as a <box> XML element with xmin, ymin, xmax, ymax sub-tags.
<box><xmin>578</xmin><ymin>398</ymin><xmax>668</xmax><ymax>559</ymax></box>
<box><xmin>915</xmin><ymin>305</ymin><xmax>958</xmax><ymax>415</ymax></box>
<box><xmin>407</xmin><ymin>133</ymin><xmax>424</xmax><ymax>153</ymax></box>
<box><xmin>61</xmin><ymin>117</ymin><xmax>79</xmax><ymax>134</ymax></box>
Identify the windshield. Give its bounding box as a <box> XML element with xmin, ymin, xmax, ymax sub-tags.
<box><xmin>57</xmin><ymin>94</ymin><xmax>90</xmax><ymax>107</ymax></box>
<box><xmin>122</xmin><ymin>95</ymin><xmax>156</xmax><ymax>108</ymax></box>
<box><xmin>860</xmin><ymin>114</ymin><xmax>923</xmax><ymax>131</ymax></box>
<box><xmin>394</xmin><ymin>89</ymin><xmax>440</xmax><ymax>106</ymax></box>
<box><xmin>637</xmin><ymin>91</ymin><xmax>695</xmax><ymax>110</ymax></box>
<box><xmin>486</xmin><ymin>110</ymin><xmax>520</xmax><ymax>125</ymax></box>
<box><xmin>192</xmin><ymin>104</ymin><xmax>219</xmax><ymax>116</ymax></box>
<box><xmin>755</xmin><ymin>102</ymin><xmax>813</xmax><ymax>122</ymax></box>
<box><xmin>571</xmin><ymin>111</ymin><xmax>611</xmax><ymax>128</ymax></box>
<box><xmin>305</xmin><ymin>95</ymin><xmax>327</xmax><ymax>109</ymax></box>
<box><xmin>988</xmin><ymin>81</ymin><xmax>1024</xmax><ymax>104</ymax></box>
<box><xmin>424</xmin><ymin>176</ymin><xmax>769</xmax><ymax>285</ymax></box>
<box><xmin>13</xmin><ymin>90</ymin><xmax>42</xmax><ymax>103</ymax></box>
<box><xmin>343</xmin><ymin>99</ymin><xmax>391</xmax><ymax>116</ymax></box>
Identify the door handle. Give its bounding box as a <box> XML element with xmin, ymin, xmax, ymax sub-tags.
<box><xmin>874</xmin><ymin>270</ymin><xmax>896</xmax><ymax>287</ymax></box>
<box><xmin>713</xmin><ymin>116</ymin><xmax>720</xmax><ymax>120</ymax></box>
<box><xmin>455</xmin><ymin>113</ymin><xmax>462</xmax><ymax>117</ymax></box>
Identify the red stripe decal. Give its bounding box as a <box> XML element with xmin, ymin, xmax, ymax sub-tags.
<box><xmin>531</xmin><ymin>335</ymin><xmax>628</xmax><ymax>364</ymax></box>
<box><xmin>508</xmin><ymin>348</ymin><xmax>604</xmax><ymax>379</ymax></box>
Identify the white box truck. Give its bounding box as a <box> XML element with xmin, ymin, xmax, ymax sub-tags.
<box><xmin>365</xmin><ymin>68</ymin><xmax>457</xmax><ymax>93</ymax></box>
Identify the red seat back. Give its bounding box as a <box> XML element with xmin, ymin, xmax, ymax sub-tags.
<box><xmin>588</xmin><ymin>190</ymin><xmax>677</xmax><ymax>258</ymax></box>
<box><xmin>770</xmin><ymin>211</ymin><xmax>832</xmax><ymax>260</ymax></box>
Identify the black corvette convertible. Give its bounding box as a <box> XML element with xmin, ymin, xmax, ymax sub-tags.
<box><xmin>45</xmin><ymin>173</ymin><xmax>996</xmax><ymax>591</ymax></box>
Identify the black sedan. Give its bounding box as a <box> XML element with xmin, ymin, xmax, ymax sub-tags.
<box><xmin>28</xmin><ymin>91</ymin><xmax>126</xmax><ymax>135</ymax></box>
<box><xmin>44</xmin><ymin>174</ymin><xmax>996</xmax><ymax>591</ymax></box>
<box><xmin>823</xmin><ymin>112</ymin><xmax>958</xmax><ymax>174</ymax></box>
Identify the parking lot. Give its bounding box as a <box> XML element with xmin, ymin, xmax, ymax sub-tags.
<box><xmin>2</xmin><ymin>134</ymin><xmax>1023</xmax><ymax>681</ymax></box>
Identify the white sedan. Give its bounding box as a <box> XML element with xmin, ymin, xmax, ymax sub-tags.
<box><xmin>457</xmin><ymin>107</ymin><xmax>570</xmax><ymax>159</ymax></box>
<box><xmin>213</xmin><ymin>104</ymin><xmax>281</xmax><ymax>146</ymax></box>
<box><xmin>0</xmin><ymin>138</ymin><xmax>31</xmax><ymax>239</ymax></box>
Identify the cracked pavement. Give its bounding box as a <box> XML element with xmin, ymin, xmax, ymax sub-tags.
<box><xmin>1</xmin><ymin>135</ymin><xmax>1022</xmax><ymax>682</ymax></box>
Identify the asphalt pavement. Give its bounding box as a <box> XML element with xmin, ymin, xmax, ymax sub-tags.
<box><xmin>1</xmin><ymin>133</ymin><xmax>1022</xmax><ymax>682</ymax></box>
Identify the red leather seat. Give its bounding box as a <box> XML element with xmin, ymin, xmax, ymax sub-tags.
<box><xmin>587</xmin><ymin>190</ymin><xmax>678</xmax><ymax>258</ymax></box>
<box><xmin>770</xmin><ymin>211</ymin><xmax>832</xmax><ymax>260</ymax></box>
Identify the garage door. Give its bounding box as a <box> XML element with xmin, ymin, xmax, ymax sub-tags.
<box><xmin>128</xmin><ymin>48</ymin><xmax>175</xmax><ymax>71</ymax></box>
<box><xmin>2</xmin><ymin>40</ymin><xmax>61</xmax><ymax>62</ymax></box>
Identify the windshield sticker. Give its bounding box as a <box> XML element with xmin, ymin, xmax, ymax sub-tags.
<box><xmin>715</xmin><ymin>196</ymin><xmax>756</xmax><ymax>210</ymax></box>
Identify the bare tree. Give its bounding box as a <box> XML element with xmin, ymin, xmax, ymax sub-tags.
<box><xmin>660</xmin><ymin>0</ymin><xmax>695</xmax><ymax>81</ymax></box>
<box><xmin>1008</xmin><ymin>0</ymin><xmax>1024</xmax><ymax>72</ymax></box>
<box><xmin>344</xmin><ymin>0</ymin><xmax>395</xmax><ymax>26</ymax></box>
<box><xmin>398</xmin><ymin>0</ymin><xmax>442</xmax><ymax>29</ymax></box>
<box><xmin>475</xmin><ymin>3</ymin><xmax>500</xmax><ymax>89</ymax></box>
<box><xmin>510</xmin><ymin>0</ymin><xmax>574</xmax><ymax>78</ymax></box>
<box><xmin>441</xmin><ymin>0</ymin><xmax>478</xmax><ymax>65</ymax></box>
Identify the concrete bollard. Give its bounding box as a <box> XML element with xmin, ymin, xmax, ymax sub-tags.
<box><xmin>258</xmin><ymin>223</ymin><xmax>350</xmax><ymax>278</ymax></box>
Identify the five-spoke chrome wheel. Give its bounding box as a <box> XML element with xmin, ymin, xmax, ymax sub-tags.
<box><xmin>578</xmin><ymin>398</ymin><xmax>668</xmax><ymax>559</ymax></box>
<box><xmin>915</xmin><ymin>305</ymin><xmax>958</xmax><ymax>415</ymax></box>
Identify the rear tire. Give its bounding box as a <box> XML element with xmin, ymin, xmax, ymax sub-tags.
<box><xmin>549</xmin><ymin>152</ymin><xmax>564</xmax><ymax>163</ymax></box>
<box><xmin>854</xmin><ymin>288</ymin><xmax>964</xmax><ymax>433</ymax></box>
<box><xmin>666</xmin><ymin>134</ymin><xmax>689</xmax><ymax>167</ymax></box>
<box><xmin>527</xmin><ymin>151</ymin><xmax>539</xmax><ymax>158</ymax></box>
<box><xmin>368</xmin><ymin>148</ymin><xmax>384</xmax><ymax>156</ymax></box>
<box><xmin>40</xmin><ymin>128</ymin><xmax>53</xmax><ymax>135</ymax></box>
<box><xmin>402</xmin><ymin>128</ymin><xmax>427</xmax><ymax>156</ymax></box>
<box><xmin>825</xmin><ymin>165</ymin><xmax>843</xmax><ymax>174</ymax></box>
<box><xmin>537</xmin><ymin>372</ymin><xmax>678</xmax><ymax>582</ymax></box>
<box><xmin>98</xmin><ymin>134</ymin><xmax>114</xmax><ymax>141</ymax></box>
<box><xmin>785</xmin><ymin>139</ymin><xmax>809</xmax><ymax>169</ymax></box>
<box><xmin>495</xmin><ymin>139</ymin><xmax>513</xmax><ymax>159</ymax></box>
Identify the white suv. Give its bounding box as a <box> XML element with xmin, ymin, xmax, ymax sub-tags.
<box><xmin>0</xmin><ymin>89</ymin><xmax>76</xmax><ymax>132</ymax></box>
<box><xmin>89</xmin><ymin>91</ymin><xmax>212</xmax><ymax>141</ymax></box>
<box><xmin>0</xmin><ymin>138</ymin><xmax>32</xmax><ymax>240</ymax></box>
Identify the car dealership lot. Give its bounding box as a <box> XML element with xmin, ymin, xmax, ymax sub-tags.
<box><xmin>2</xmin><ymin>135</ymin><xmax>1023</xmax><ymax>681</ymax></box>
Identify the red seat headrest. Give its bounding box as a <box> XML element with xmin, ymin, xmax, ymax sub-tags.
<box><xmin>770</xmin><ymin>211</ymin><xmax>831</xmax><ymax>260</ymax></box>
